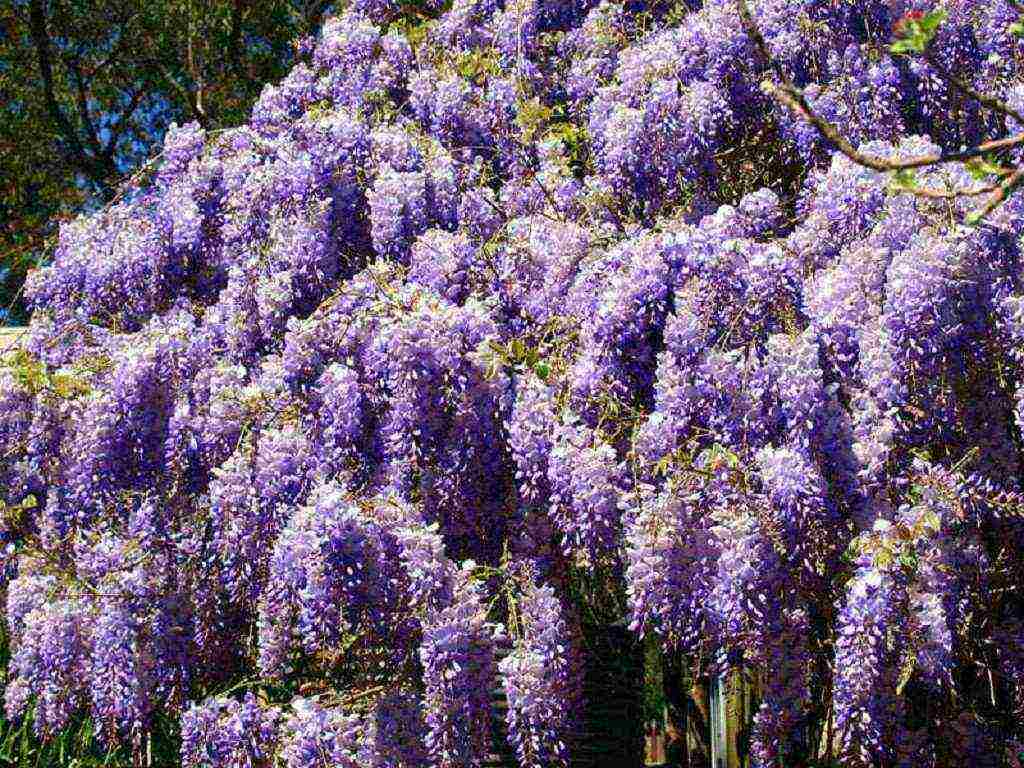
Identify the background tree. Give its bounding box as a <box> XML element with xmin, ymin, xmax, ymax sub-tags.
<box><xmin>0</xmin><ymin>0</ymin><xmax>335</xmax><ymax>324</ymax></box>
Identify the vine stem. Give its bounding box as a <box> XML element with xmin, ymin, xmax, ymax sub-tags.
<box><xmin>733</xmin><ymin>0</ymin><xmax>1024</xmax><ymax>219</ymax></box>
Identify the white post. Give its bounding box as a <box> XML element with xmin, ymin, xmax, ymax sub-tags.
<box><xmin>709</xmin><ymin>672</ymin><xmax>729</xmax><ymax>768</ymax></box>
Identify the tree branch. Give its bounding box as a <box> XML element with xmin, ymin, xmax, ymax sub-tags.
<box><xmin>304</xmin><ymin>0</ymin><xmax>333</xmax><ymax>36</ymax></box>
<box><xmin>185</xmin><ymin>4</ymin><xmax>207</xmax><ymax>123</ymax></box>
<box><xmin>734</xmin><ymin>0</ymin><xmax>1024</xmax><ymax>220</ymax></box>
<box><xmin>763</xmin><ymin>79</ymin><xmax>1024</xmax><ymax>170</ymax></box>
<box><xmin>971</xmin><ymin>166</ymin><xmax>1024</xmax><ymax>222</ymax></box>
<box><xmin>87</xmin><ymin>9</ymin><xmax>142</xmax><ymax>80</ymax></box>
<box><xmin>65</xmin><ymin>54</ymin><xmax>105</xmax><ymax>159</ymax></box>
<box><xmin>26</xmin><ymin>0</ymin><xmax>112</xmax><ymax>187</ymax></box>
<box><xmin>922</xmin><ymin>49</ymin><xmax>1024</xmax><ymax>127</ymax></box>
<box><xmin>150</xmin><ymin>58</ymin><xmax>210</xmax><ymax>129</ymax></box>
<box><xmin>228</xmin><ymin>0</ymin><xmax>247</xmax><ymax>76</ymax></box>
<box><xmin>735</xmin><ymin>0</ymin><xmax>1024</xmax><ymax>173</ymax></box>
<box><xmin>901</xmin><ymin>179</ymin><xmax>1002</xmax><ymax>200</ymax></box>
<box><xmin>103</xmin><ymin>87</ymin><xmax>146</xmax><ymax>161</ymax></box>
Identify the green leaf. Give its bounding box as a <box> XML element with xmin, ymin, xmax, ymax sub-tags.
<box><xmin>919</xmin><ymin>9</ymin><xmax>948</xmax><ymax>34</ymax></box>
<box><xmin>890</xmin><ymin>168</ymin><xmax>918</xmax><ymax>192</ymax></box>
<box><xmin>966</xmin><ymin>161</ymin><xmax>987</xmax><ymax>181</ymax></box>
<box><xmin>516</xmin><ymin>97</ymin><xmax>554</xmax><ymax>143</ymax></box>
<box><xmin>891</xmin><ymin>9</ymin><xmax>947</xmax><ymax>55</ymax></box>
<box><xmin>966</xmin><ymin>162</ymin><xmax>989</xmax><ymax>181</ymax></box>
<box><xmin>966</xmin><ymin>157</ymin><xmax>1006</xmax><ymax>180</ymax></box>
<box><xmin>966</xmin><ymin>208</ymin><xmax>986</xmax><ymax>226</ymax></box>
<box><xmin>890</xmin><ymin>37</ymin><xmax>922</xmax><ymax>55</ymax></box>
<box><xmin>895</xmin><ymin>653</ymin><xmax>917</xmax><ymax>695</ymax></box>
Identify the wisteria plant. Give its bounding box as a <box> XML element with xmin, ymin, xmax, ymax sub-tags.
<box><xmin>5</xmin><ymin>0</ymin><xmax>1024</xmax><ymax>766</ymax></box>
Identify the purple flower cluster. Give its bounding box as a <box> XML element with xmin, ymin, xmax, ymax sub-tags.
<box><xmin>499</xmin><ymin>573</ymin><xmax>583</xmax><ymax>768</ymax></box>
<box><xmin>180</xmin><ymin>693</ymin><xmax>282</xmax><ymax>768</ymax></box>
<box><xmin>624</xmin><ymin>482</ymin><xmax>714</xmax><ymax>651</ymax></box>
<box><xmin>833</xmin><ymin>554</ymin><xmax>909</xmax><ymax>766</ymax></box>
<box><xmin>257</xmin><ymin>487</ymin><xmax>410</xmax><ymax>677</ymax></box>
<box><xmin>547</xmin><ymin>419</ymin><xmax>625</xmax><ymax>568</ymax></box>
<box><xmin>419</xmin><ymin>568</ymin><xmax>500</xmax><ymax>768</ymax></box>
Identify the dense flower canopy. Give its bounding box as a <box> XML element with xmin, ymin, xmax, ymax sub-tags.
<box><xmin>5</xmin><ymin>0</ymin><xmax>1024</xmax><ymax>765</ymax></box>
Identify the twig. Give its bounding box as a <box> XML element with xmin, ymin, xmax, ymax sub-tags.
<box><xmin>923</xmin><ymin>49</ymin><xmax>1024</xmax><ymax>127</ymax></box>
<box><xmin>970</xmin><ymin>166</ymin><xmax>1024</xmax><ymax>221</ymax></box>
<box><xmin>734</xmin><ymin>0</ymin><xmax>1024</xmax><ymax>219</ymax></box>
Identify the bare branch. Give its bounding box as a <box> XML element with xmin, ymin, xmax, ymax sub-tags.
<box><xmin>735</xmin><ymin>0</ymin><xmax>1024</xmax><ymax>172</ymax></box>
<box><xmin>66</xmin><ymin>54</ymin><xmax>104</xmax><ymax>158</ymax></box>
<box><xmin>103</xmin><ymin>88</ymin><xmax>146</xmax><ymax>161</ymax></box>
<box><xmin>150</xmin><ymin>58</ymin><xmax>210</xmax><ymax>129</ymax></box>
<box><xmin>303</xmin><ymin>0</ymin><xmax>334</xmax><ymax>36</ymax></box>
<box><xmin>228</xmin><ymin>0</ymin><xmax>248</xmax><ymax>75</ymax></box>
<box><xmin>899</xmin><ymin>180</ymin><xmax>1001</xmax><ymax>200</ymax></box>
<box><xmin>763</xmin><ymin>80</ymin><xmax>1024</xmax><ymax>170</ymax></box>
<box><xmin>922</xmin><ymin>49</ymin><xmax>1024</xmax><ymax>127</ymax></box>
<box><xmin>26</xmin><ymin>0</ymin><xmax>114</xmax><ymax>187</ymax></box>
<box><xmin>734</xmin><ymin>0</ymin><xmax>1024</xmax><ymax>220</ymax></box>
<box><xmin>970</xmin><ymin>166</ymin><xmax>1024</xmax><ymax>222</ymax></box>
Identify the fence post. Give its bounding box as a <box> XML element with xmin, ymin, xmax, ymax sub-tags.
<box><xmin>710</xmin><ymin>673</ymin><xmax>727</xmax><ymax>768</ymax></box>
<box><xmin>710</xmin><ymin>670</ymin><xmax>755</xmax><ymax>768</ymax></box>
